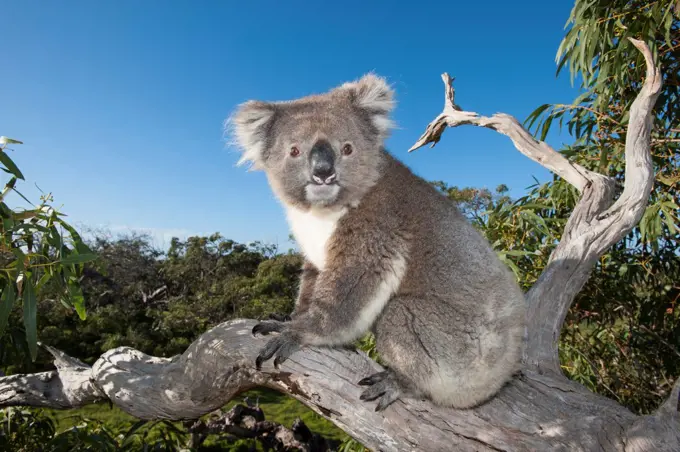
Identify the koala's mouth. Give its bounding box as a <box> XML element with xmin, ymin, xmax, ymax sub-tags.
<box><xmin>305</xmin><ymin>182</ymin><xmax>341</xmax><ymax>204</ymax></box>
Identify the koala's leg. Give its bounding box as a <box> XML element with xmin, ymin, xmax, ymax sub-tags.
<box><xmin>252</xmin><ymin>238</ymin><xmax>408</xmax><ymax>369</ymax></box>
<box><xmin>362</xmin><ymin>296</ymin><xmax>442</xmax><ymax>408</ymax></box>
<box><xmin>292</xmin><ymin>260</ymin><xmax>318</xmax><ymax>318</ymax></box>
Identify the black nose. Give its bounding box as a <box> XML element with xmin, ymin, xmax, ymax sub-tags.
<box><xmin>309</xmin><ymin>140</ymin><xmax>336</xmax><ymax>185</ymax></box>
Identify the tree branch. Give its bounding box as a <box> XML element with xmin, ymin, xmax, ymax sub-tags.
<box><xmin>408</xmin><ymin>75</ymin><xmax>612</xmax><ymax>193</ymax></box>
<box><xmin>408</xmin><ymin>38</ymin><xmax>662</xmax><ymax>375</ymax></box>
<box><xmin>3</xmin><ymin>319</ymin><xmax>678</xmax><ymax>451</ymax></box>
<box><xmin>0</xmin><ymin>319</ymin><xmax>678</xmax><ymax>451</ymax></box>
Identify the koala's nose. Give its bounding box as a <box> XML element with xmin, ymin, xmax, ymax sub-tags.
<box><xmin>309</xmin><ymin>140</ymin><xmax>336</xmax><ymax>185</ymax></box>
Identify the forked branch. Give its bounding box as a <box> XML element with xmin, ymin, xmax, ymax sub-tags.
<box><xmin>409</xmin><ymin>38</ymin><xmax>662</xmax><ymax>375</ymax></box>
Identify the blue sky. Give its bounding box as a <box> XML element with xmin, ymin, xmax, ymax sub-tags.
<box><xmin>1</xmin><ymin>0</ymin><xmax>580</xmax><ymax>251</ymax></box>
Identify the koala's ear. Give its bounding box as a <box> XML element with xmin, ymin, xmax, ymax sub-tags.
<box><xmin>338</xmin><ymin>73</ymin><xmax>395</xmax><ymax>137</ymax></box>
<box><xmin>227</xmin><ymin>100</ymin><xmax>277</xmax><ymax>169</ymax></box>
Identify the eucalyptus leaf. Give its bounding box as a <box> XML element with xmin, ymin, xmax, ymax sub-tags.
<box><xmin>0</xmin><ymin>151</ymin><xmax>25</xmax><ymax>180</ymax></box>
<box><xmin>22</xmin><ymin>273</ymin><xmax>38</xmax><ymax>361</ymax></box>
<box><xmin>0</xmin><ymin>283</ymin><xmax>16</xmax><ymax>337</ymax></box>
<box><xmin>59</xmin><ymin>253</ymin><xmax>98</xmax><ymax>265</ymax></box>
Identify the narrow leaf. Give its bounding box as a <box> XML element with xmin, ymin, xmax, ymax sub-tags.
<box><xmin>59</xmin><ymin>253</ymin><xmax>98</xmax><ymax>265</ymax></box>
<box><xmin>0</xmin><ymin>137</ymin><xmax>23</xmax><ymax>145</ymax></box>
<box><xmin>0</xmin><ymin>283</ymin><xmax>16</xmax><ymax>337</ymax></box>
<box><xmin>0</xmin><ymin>151</ymin><xmax>25</xmax><ymax>180</ymax></box>
<box><xmin>67</xmin><ymin>281</ymin><xmax>86</xmax><ymax>320</ymax></box>
<box><xmin>22</xmin><ymin>274</ymin><xmax>38</xmax><ymax>361</ymax></box>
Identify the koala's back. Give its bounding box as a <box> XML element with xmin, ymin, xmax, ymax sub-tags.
<box><xmin>345</xmin><ymin>151</ymin><xmax>526</xmax><ymax>408</ymax></box>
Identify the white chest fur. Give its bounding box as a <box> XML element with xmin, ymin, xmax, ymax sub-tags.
<box><xmin>285</xmin><ymin>206</ymin><xmax>347</xmax><ymax>270</ymax></box>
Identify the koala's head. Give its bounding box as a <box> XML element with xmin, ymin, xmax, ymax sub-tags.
<box><xmin>228</xmin><ymin>74</ymin><xmax>395</xmax><ymax>209</ymax></box>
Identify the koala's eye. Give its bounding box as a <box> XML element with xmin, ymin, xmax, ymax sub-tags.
<box><xmin>289</xmin><ymin>146</ymin><xmax>301</xmax><ymax>157</ymax></box>
<box><xmin>341</xmin><ymin>144</ymin><xmax>353</xmax><ymax>156</ymax></box>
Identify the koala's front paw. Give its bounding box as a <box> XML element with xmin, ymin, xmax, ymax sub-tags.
<box><xmin>252</xmin><ymin>320</ymin><xmax>285</xmax><ymax>336</ymax></box>
<box><xmin>255</xmin><ymin>331</ymin><xmax>301</xmax><ymax>370</ymax></box>
<box><xmin>358</xmin><ymin>370</ymin><xmax>402</xmax><ymax>412</ymax></box>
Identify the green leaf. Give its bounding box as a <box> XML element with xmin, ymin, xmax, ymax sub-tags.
<box><xmin>540</xmin><ymin>114</ymin><xmax>554</xmax><ymax>141</ymax></box>
<box><xmin>524</xmin><ymin>104</ymin><xmax>551</xmax><ymax>131</ymax></box>
<box><xmin>35</xmin><ymin>271</ymin><xmax>52</xmax><ymax>292</ymax></box>
<box><xmin>0</xmin><ymin>150</ymin><xmax>25</xmax><ymax>180</ymax></box>
<box><xmin>121</xmin><ymin>420</ymin><xmax>149</xmax><ymax>444</ymax></box>
<box><xmin>660</xmin><ymin>207</ymin><xmax>678</xmax><ymax>233</ymax></box>
<box><xmin>59</xmin><ymin>220</ymin><xmax>95</xmax><ymax>254</ymax></box>
<box><xmin>59</xmin><ymin>253</ymin><xmax>98</xmax><ymax>265</ymax></box>
<box><xmin>12</xmin><ymin>247</ymin><xmax>26</xmax><ymax>273</ymax></box>
<box><xmin>22</xmin><ymin>273</ymin><xmax>38</xmax><ymax>361</ymax></box>
<box><xmin>58</xmin><ymin>296</ymin><xmax>73</xmax><ymax>310</ymax></box>
<box><xmin>0</xmin><ymin>283</ymin><xmax>16</xmax><ymax>337</ymax></box>
<box><xmin>521</xmin><ymin>210</ymin><xmax>551</xmax><ymax>236</ymax></box>
<box><xmin>11</xmin><ymin>223</ymin><xmax>50</xmax><ymax>235</ymax></box>
<box><xmin>67</xmin><ymin>281</ymin><xmax>86</xmax><ymax>320</ymax></box>
<box><xmin>0</xmin><ymin>137</ymin><xmax>23</xmax><ymax>145</ymax></box>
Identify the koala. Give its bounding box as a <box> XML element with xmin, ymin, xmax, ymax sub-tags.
<box><xmin>228</xmin><ymin>74</ymin><xmax>526</xmax><ymax>412</ymax></box>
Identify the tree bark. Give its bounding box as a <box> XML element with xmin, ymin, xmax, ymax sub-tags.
<box><xmin>1</xmin><ymin>39</ymin><xmax>677</xmax><ymax>451</ymax></box>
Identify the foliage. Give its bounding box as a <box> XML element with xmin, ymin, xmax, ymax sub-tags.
<box><xmin>0</xmin><ymin>136</ymin><xmax>97</xmax><ymax>362</ymax></box>
<box><xmin>0</xmin><ymin>407</ymin><xmax>56</xmax><ymax>451</ymax></box>
<box><xmin>1</xmin><ymin>230</ymin><xmax>362</xmax><ymax>450</ymax></box>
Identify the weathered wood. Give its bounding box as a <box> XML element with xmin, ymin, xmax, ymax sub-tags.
<box><xmin>0</xmin><ymin>39</ymin><xmax>676</xmax><ymax>451</ymax></box>
<box><xmin>0</xmin><ymin>319</ymin><xmax>678</xmax><ymax>451</ymax></box>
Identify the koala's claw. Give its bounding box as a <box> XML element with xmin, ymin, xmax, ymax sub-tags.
<box><xmin>252</xmin><ymin>320</ymin><xmax>285</xmax><ymax>336</ymax></box>
<box><xmin>358</xmin><ymin>371</ymin><xmax>388</xmax><ymax>386</ymax></box>
<box><xmin>267</xmin><ymin>313</ymin><xmax>293</xmax><ymax>322</ymax></box>
<box><xmin>358</xmin><ymin>370</ymin><xmax>401</xmax><ymax>412</ymax></box>
<box><xmin>255</xmin><ymin>332</ymin><xmax>300</xmax><ymax>370</ymax></box>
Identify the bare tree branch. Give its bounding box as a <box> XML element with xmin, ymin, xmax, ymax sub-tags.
<box><xmin>0</xmin><ymin>319</ymin><xmax>678</xmax><ymax>451</ymax></box>
<box><xmin>408</xmin><ymin>38</ymin><xmax>662</xmax><ymax>375</ymax></box>
<box><xmin>408</xmin><ymin>75</ymin><xmax>612</xmax><ymax>193</ymax></box>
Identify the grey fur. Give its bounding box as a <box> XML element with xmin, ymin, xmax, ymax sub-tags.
<box><xmin>229</xmin><ymin>74</ymin><xmax>526</xmax><ymax>411</ymax></box>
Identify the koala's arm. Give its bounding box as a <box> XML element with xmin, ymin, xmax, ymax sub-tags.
<box><xmin>280</xmin><ymin>229</ymin><xmax>408</xmax><ymax>346</ymax></box>
<box><xmin>292</xmin><ymin>260</ymin><xmax>318</xmax><ymax>317</ymax></box>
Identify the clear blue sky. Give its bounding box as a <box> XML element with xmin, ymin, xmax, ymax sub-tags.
<box><xmin>1</xmin><ymin>0</ymin><xmax>580</xmax><ymax>251</ymax></box>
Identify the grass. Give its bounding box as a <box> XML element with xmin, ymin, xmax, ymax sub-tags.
<box><xmin>44</xmin><ymin>387</ymin><xmax>350</xmax><ymax>450</ymax></box>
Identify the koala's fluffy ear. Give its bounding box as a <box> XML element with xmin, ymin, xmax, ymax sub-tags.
<box><xmin>338</xmin><ymin>73</ymin><xmax>395</xmax><ymax>137</ymax></box>
<box><xmin>228</xmin><ymin>100</ymin><xmax>277</xmax><ymax>169</ymax></box>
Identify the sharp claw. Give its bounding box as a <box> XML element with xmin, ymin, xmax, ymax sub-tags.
<box><xmin>252</xmin><ymin>321</ymin><xmax>283</xmax><ymax>336</ymax></box>
<box><xmin>375</xmin><ymin>395</ymin><xmax>398</xmax><ymax>411</ymax></box>
<box><xmin>252</xmin><ymin>324</ymin><xmax>266</xmax><ymax>336</ymax></box>
<box><xmin>357</xmin><ymin>371</ymin><xmax>387</xmax><ymax>386</ymax></box>
<box><xmin>358</xmin><ymin>376</ymin><xmax>374</xmax><ymax>386</ymax></box>
<box><xmin>274</xmin><ymin>355</ymin><xmax>285</xmax><ymax>368</ymax></box>
<box><xmin>360</xmin><ymin>388</ymin><xmax>384</xmax><ymax>401</ymax></box>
